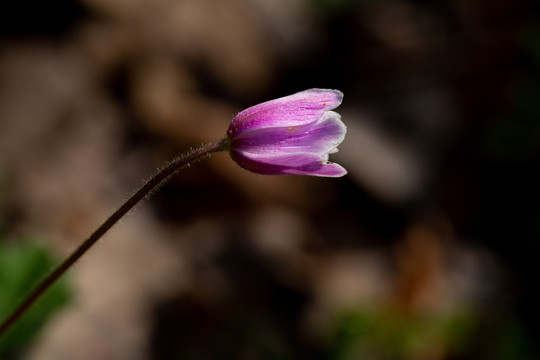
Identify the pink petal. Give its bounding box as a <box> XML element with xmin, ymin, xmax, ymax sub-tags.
<box><xmin>228</xmin><ymin>89</ymin><xmax>343</xmax><ymax>138</ymax></box>
<box><xmin>232</xmin><ymin>111</ymin><xmax>346</xmax><ymax>156</ymax></box>
<box><xmin>230</xmin><ymin>151</ymin><xmax>348</xmax><ymax>177</ymax></box>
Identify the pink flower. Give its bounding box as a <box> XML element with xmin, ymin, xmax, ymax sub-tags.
<box><xmin>226</xmin><ymin>89</ymin><xmax>347</xmax><ymax>177</ymax></box>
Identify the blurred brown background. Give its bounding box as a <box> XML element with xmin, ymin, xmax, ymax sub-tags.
<box><xmin>1</xmin><ymin>0</ymin><xmax>539</xmax><ymax>359</ymax></box>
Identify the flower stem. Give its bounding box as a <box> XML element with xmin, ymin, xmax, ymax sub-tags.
<box><xmin>0</xmin><ymin>139</ymin><xmax>229</xmax><ymax>338</ymax></box>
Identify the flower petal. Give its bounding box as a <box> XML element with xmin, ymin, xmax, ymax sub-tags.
<box><xmin>232</xmin><ymin>111</ymin><xmax>346</xmax><ymax>156</ymax></box>
<box><xmin>228</xmin><ymin>89</ymin><xmax>343</xmax><ymax>138</ymax></box>
<box><xmin>230</xmin><ymin>151</ymin><xmax>347</xmax><ymax>177</ymax></box>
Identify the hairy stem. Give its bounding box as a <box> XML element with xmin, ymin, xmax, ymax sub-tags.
<box><xmin>0</xmin><ymin>139</ymin><xmax>229</xmax><ymax>337</ymax></box>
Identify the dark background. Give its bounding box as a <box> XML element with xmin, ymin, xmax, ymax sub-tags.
<box><xmin>1</xmin><ymin>0</ymin><xmax>539</xmax><ymax>359</ymax></box>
